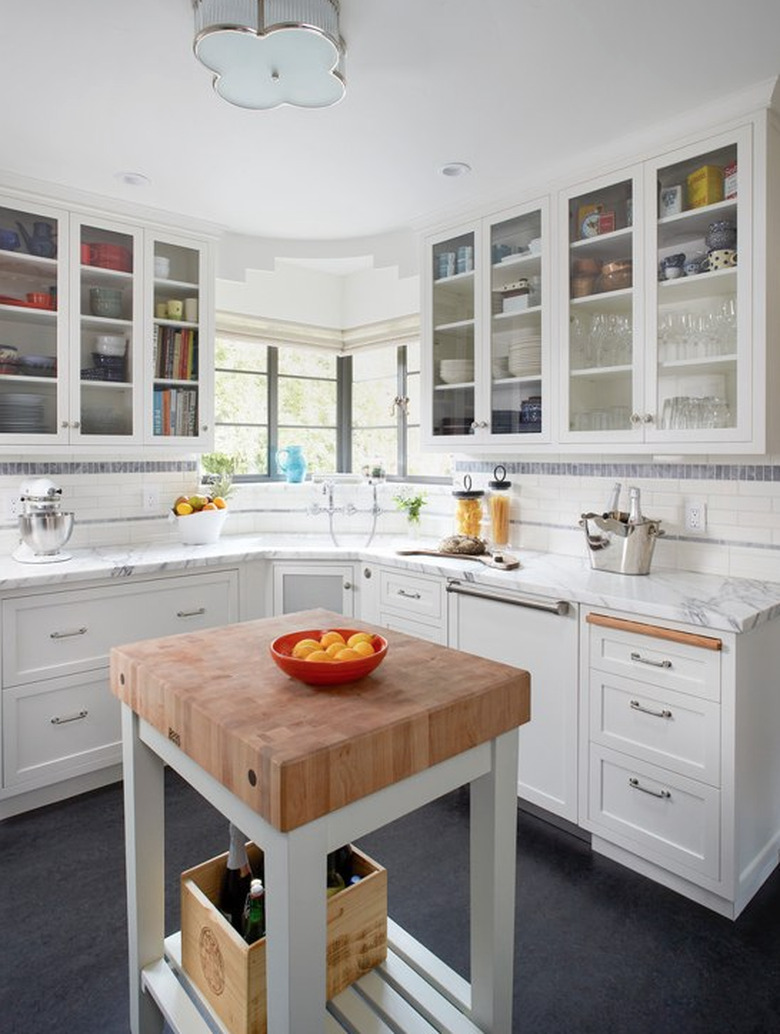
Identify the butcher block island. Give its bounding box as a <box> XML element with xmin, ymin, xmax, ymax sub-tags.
<box><xmin>111</xmin><ymin>608</ymin><xmax>531</xmax><ymax>1034</ymax></box>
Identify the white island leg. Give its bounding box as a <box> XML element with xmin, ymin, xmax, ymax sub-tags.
<box><xmin>469</xmin><ymin>729</ymin><xmax>519</xmax><ymax>1032</ymax></box>
<box><xmin>121</xmin><ymin>704</ymin><xmax>166</xmax><ymax>1034</ymax></box>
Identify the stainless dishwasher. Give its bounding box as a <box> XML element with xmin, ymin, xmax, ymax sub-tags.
<box><xmin>446</xmin><ymin>579</ymin><xmax>579</xmax><ymax>824</ymax></box>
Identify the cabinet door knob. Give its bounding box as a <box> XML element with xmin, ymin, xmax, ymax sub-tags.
<box><xmin>642</xmin><ymin>413</ymin><xmax>654</xmax><ymax>424</ymax></box>
<box><xmin>72</xmin><ymin>421</ymin><xmax>80</xmax><ymax>429</ymax></box>
<box><xmin>470</xmin><ymin>420</ymin><xmax>488</xmax><ymax>430</ymax></box>
<box><xmin>630</xmin><ymin>412</ymin><xmax>642</xmax><ymax>425</ymax></box>
<box><xmin>343</xmin><ymin>581</ymin><xmax>352</xmax><ymax>590</ymax></box>
<box><xmin>61</xmin><ymin>420</ymin><xmax>69</xmax><ymax>428</ymax></box>
<box><xmin>363</xmin><ymin>567</ymin><xmax>373</xmax><ymax>579</ymax></box>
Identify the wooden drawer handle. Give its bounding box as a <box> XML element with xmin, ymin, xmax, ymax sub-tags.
<box><xmin>177</xmin><ymin>607</ymin><xmax>206</xmax><ymax>618</ymax></box>
<box><xmin>587</xmin><ymin>612</ymin><xmax>722</xmax><ymax>651</ymax></box>
<box><xmin>630</xmin><ymin>699</ymin><xmax>672</xmax><ymax>719</ymax></box>
<box><xmin>50</xmin><ymin>627</ymin><xmax>88</xmax><ymax>639</ymax></box>
<box><xmin>629</xmin><ymin>776</ymin><xmax>671</xmax><ymax>800</ymax></box>
<box><xmin>51</xmin><ymin>709</ymin><xmax>88</xmax><ymax>725</ymax></box>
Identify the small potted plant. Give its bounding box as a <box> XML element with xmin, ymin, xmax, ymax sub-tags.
<box><xmin>200</xmin><ymin>452</ymin><xmax>238</xmax><ymax>501</ymax></box>
<box><xmin>394</xmin><ymin>490</ymin><xmax>427</xmax><ymax>534</ymax></box>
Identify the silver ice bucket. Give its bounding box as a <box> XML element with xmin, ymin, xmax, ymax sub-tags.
<box><xmin>579</xmin><ymin>513</ymin><xmax>663</xmax><ymax>575</ymax></box>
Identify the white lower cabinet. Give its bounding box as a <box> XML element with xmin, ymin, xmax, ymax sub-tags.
<box><xmin>581</xmin><ymin>608</ymin><xmax>780</xmax><ymax>918</ymax></box>
<box><xmin>271</xmin><ymin>561</ymin><xmax>357</xmax><ymax>617</ymax></box>
<box><xmin>362</xmin><ymin>564</ymin><xmax>447</xmax><ymax>644</ymax></box>
<box><xmin>446</xmin><ymin>580</ymin><xmax>579</xmax><ymax>823</ymax></box>
<box><xmin>0</xmin><ymin>567</ymin><xmax>240</xmax><ymax>817</ymax></box>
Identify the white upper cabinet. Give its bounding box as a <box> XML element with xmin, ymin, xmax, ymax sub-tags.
<box><xmin>421</xmin><ymin>108</ymin><xmax>778</xmax><ymax>455</ymax></box>
<box><xmin>0</xmin><ymin>189</ymin><xmax>214</xmax><ymax>452</ymax></box>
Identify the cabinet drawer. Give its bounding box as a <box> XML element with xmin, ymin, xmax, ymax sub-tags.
<box><xmin>379</xmin><ymin>612</ymin><xmax>447</xmax><ymax>645</ymax></box>
<box><xmin>379</xmin><ymin>569</ymin><xmax>444</xmax><ymax>621</ymax></box>
<box><xmin>2</xmin><ymin>570</ymin><xmax>239</xmax><ymax>686</ymax></box>
<box><xmin>587</xmin><ymin>614</ymin><xmax>721</xmax><ymax>701</ymax></box>
<box><xmin>590</xmin><ymin>671</ymin><xmax>721</xmax><ymax>786</ymax></box>
<box><xmin>3</xmin><ymin>671</ymin><xmax>120</xmax><ymax>789</ymax></box>
<box><xmin>588</xmin><ymin>745</ymin><xmax>720</xmax><ymax>881</ymax></box>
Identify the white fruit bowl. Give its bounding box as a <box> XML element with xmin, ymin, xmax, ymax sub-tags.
<box><xmin>175</xmin><ymin>508</ymin><xmax>228</xmax><ymax>545</ymax></box>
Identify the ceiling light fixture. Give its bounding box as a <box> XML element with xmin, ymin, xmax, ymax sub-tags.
<box><xmin>115</xmin><ymin>171</ymin><xmax>151</xmax><ymax>187</ymax></box>
<box><xmin>193</xmin><ymin>0</ymin><xmax>346</xmax><ymax>110</ymax></box>
<box><xmin>439</xmin><ymin>162</ymin><xmax>472</xmax><ymax>178</ymax></box>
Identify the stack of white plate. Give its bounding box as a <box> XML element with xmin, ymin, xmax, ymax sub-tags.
<box><xmin>439</xmin><ymin>358</ymin><xmax>475</xmax><ymax>384</ymax></box>
<box><xmin>508</xmin><ymin>331</ymin><xmax>541</xmax><ymax>377</ymax></box>
<box><xmin>0</xmin><ymin>392</ymin><xmax>45</xmax><ymax>432</ymax></box>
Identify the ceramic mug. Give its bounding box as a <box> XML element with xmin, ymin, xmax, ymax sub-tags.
<box><xmin>167</xmin><ymin>299</ymin><xmax>184</xmax><ymax>320</ymax></box>
<box><xmin>184</xmin><ymin>297</ymin><xmax>198</xmax><ymax>323</ymax></box>
<box><xmin>155</xmin><ymin>301</ymin><xmax>168</xmax><ymax>319</ymax></box>
<box><xmin>706</xmin><ymin>248</ymin><xmax>737</xmax><ymax>271</ymax></box>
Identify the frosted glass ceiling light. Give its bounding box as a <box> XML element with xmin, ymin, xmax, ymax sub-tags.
<box><xmin>193</xmin><ymin>0</ymin><xmax>346</xmax><ymax>110</ymax></box>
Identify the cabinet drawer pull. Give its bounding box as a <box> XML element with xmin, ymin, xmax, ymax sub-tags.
<box><xmin>630</xmin><ymin>651</ymin><xmax>672</xmax><ymax>669</ymax></box>
<box><xmin>51</xmin><ymin>709</ymin><xmax>88</xmax><ymax>725</ymax></box>
<box><xmin>630</xmin><ymin>699</ymin><xmax>672</xmax><ymax>718</ymax></box>
<box><xmin>629</xmin><ymin>776</ymin><xmax>671</xmax><ymax>800</ymax></box>
<box><xmin>177</xmin><ymin>607</ymin><xmax>206</xmax><ymax>618</ymax></box>
<box><xmin>397</xmin><ymin>589</ymin><xmax>422</xmax><ymax>600</ymax></box>
<box><xmin>50</xmin><ymin>627</ymin><xmax>88</xmax><ymax>639</ymax></box>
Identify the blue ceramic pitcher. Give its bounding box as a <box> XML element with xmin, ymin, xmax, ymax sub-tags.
<box><xmin>276</xmin><ymin>445</ymin><xmax>307</xmax><ymax>483</ymax></box>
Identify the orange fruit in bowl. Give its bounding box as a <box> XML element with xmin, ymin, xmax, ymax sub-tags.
<box><xmin>292</xmin><ymin>638</ymin><xmax>321</xmax><ymax>659</ymax></box>
<box><xmin>175</xmin><ymin>501</ymin><xmax>194</xmax><ymax>516</ymax></box>
<box><xmin>213</xmin><ymin>497</ymin><xmax>227</xmax><ymax>509</ymax></box>
<box><xmin>347</xmin><ymin>632</ymin><xmax>373</xmax><ymax>648</ymax></box>
<box><xmin>320</xmin><ymin>630</ymin><xmax>346</xmax><ymax>649</ymax></box>
<box><xmin>305</xmin><ymin>650</ymin><xmax>333</xmax><ymax>663</ymax></box>
<box><xmin>325</xmin><ymin>642</ymin><xmax>345</xmax><ymax>658</ymax></box>
<box><xmin>334</xmin><ymin>647</ymin><xmax>361</xmax><ymax>661</ymax></box>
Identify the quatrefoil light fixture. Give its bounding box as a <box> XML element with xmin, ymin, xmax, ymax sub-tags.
<box><xmin>193</xmin><ymin>0</ymin><xmax>346</xmax><ymax>110</ymax></box>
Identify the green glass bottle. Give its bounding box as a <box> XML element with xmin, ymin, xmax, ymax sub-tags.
<box><xmin>243</xmin><ymin>878</ymin><xmax>266</xmax><ymax>945</ymax></box>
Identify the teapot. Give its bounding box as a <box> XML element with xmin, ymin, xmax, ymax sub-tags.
<box><xmin>16</xmin><ymin>220</ymin><xmax>57</xmax><ymax>258</ymax></box>
<box><xmin>276</xmin><ymin>445</ymin><xmax>307</xmax><ymax>483</ymax></box>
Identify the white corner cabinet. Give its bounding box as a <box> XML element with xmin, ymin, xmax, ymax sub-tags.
<box><xmin>422</xmin><ymin>108</ymin><xmax>780</xmax><ymax>454</ymax></box>
<box><xmin>0</xmin><ymin>189</ymin><xmax>215</xmax><ymax>450</ymax></box>
<box><xmin>0</xmin><ymin>567</ymin><xmax>239</xmax><ymax>819</ymax></box>
<box><xmin>270</xmin><ymin>560</ymin><xmax>359</xmax><ymax>617</ymax></box>
<box><xmin>579</xmin><ymin>609</ymin><xmax>780</xmax><ymax>919</ymax></box>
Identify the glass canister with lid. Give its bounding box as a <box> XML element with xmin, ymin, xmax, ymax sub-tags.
<box><xmin>486</xmin><ymin>465</ymin><xmax>512</xmax><ymax>548</ymax></box>
<box><xmin>452</xmin><ymin>474</ymin><xmax>485</xmax><ymax>539</ymax></box>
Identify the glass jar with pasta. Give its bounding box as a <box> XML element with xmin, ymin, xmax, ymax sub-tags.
<box><xmin>452</xmin><ymin>475</ymin><xmax>485</xmax><ymax>539</ymax></box>
<box><xmin>486</xmin><ymin>464</ymin><xmax>512</xmax><ymax>548</ymax></box>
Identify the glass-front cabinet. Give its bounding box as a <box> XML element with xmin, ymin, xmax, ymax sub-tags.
<box><xmin>485</xmin><ymin>201</ymin><xmax>549</xmax><ymax>440</ymax></box>
<box><xmin>0</xmin><ymin>196</ymin><xmax>64</xmax><ymax>443</ymax></box>
<box><xmin>426</xmin><ymin>224</ymin><xmax>479</xmax><ymax>444</ymax></box>
<box><xmin>146</xmin><ymin>232</ymin><xmax>211</xmax><ymax>445</ymax></box>
<box><xmin>560</xmin><ymin>168</ymin><xmax>640</xmax><ymax>444</ymax></box>
<box><xmin>0</xmin><ymin>190</ymin><xmax>213</xmax><ymax>450</ymax></box>
<box><xmin>647</xmin><ymin>126</ymin><xmax>750</xmax><ymax>447</ymax></box>
<box><xmin>423</xmin><ymin>200</ymin><xmax>550</xmax><ymax>448</ymax></box>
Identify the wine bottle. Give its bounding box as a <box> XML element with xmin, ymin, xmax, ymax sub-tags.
<box><xmin>628</xmin><ymin>486</ymin><xmax>643</xmax><ymax>524</ymax></box>
<box><xmin>604</xmin><ymin>482</ymin><xmax>621</xmax><ymax>520</ymax></box>
<box><xmin>219</xmin><ymin>823</ymin><xmax>252</xmax><ymax>933</ymax></box>
<box><xmin>243</xmin><ymin>878</ymin><xmax>266</xmax><ymax>945</ymax></box>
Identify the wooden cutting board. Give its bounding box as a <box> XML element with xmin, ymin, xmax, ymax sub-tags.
<box><xmin>396</xmin><ymin>548</ymin><xmax>521</xmax><ymax>570</ymax></box>
<box><xmin>110</xmin><ymin>608</ymin><xmax>529</xmax><ymax>832</ymax></box>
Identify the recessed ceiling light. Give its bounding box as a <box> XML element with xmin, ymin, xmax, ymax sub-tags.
<box><xmin>115</xmin><ymin>171</ymin><xmax>151</xmax><ymax>187</ymax></box>
<box><xmin>439</xmin><ymin>162</ymin><xmax>472</xmax><ymax>178</ymax></box>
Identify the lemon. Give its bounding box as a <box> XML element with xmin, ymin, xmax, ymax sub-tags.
<box><xmin>292</xmin><ymin>638</ymin><xmax>321</xmax><ymax>659</ymax></box>
<box><xmin>320</xmin><ymin>630</ymin><xmax>346</xmax><ymax>648</ymax></box>
<box><xmin>175</xmin><ymin>501</ymin><xmax>193</xmax><ymax>516</ymax></box>
<box><xmin>334</xmin><ymin>647</ymin><xmax>360</xmax><ymax>661</ymax></box>
<box><xmin>352</xmin><ymin>640</ymin><xmax>375</xmax><ymax>657</ymax></box>
<box><xmin>347</xmin><ymin>632</ymin><xmax>373</xmax><ymax>648</ymax></box>
<box><xmin>305</xmin><ymin>650</ymin><xmax>333</xmax><ymax>663</ymax></box>
<box><xmin>325</xmin><ymin>642</ymin><xmax>345</xmax><ymax>658</ymax></box>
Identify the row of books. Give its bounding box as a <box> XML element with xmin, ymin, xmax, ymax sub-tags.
<box><xmin>153</xmin><ymin>325</ymin><xmax>198</xmax><ymax>381</ymax></box>
<box><xmin>153</xmin><ymin>387</ymin><xmax>198</xmax><ymax>437</ymax></box>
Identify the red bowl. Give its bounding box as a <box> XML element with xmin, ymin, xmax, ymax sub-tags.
<box><xmin>269</xmin><ymin>628</ymin><xmax>388</xmax><ymax>687</ymax></box>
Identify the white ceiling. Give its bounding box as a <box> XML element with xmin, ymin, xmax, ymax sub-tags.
<box><xmin>2</xmin><ymin>1</ymin><xmax>780</xmax><ymax>244</ymax></box>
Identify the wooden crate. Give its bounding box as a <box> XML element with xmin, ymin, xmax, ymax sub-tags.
<box><xmin>180</xmin><ymin>843</ymin><xmax>387</xmax><ymax>1034</ymax></box>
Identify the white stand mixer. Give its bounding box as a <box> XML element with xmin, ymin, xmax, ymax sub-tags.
<box><xmin>12</xmin><ymin>477</ymin><xmax>75</xmax><ymax>564</ymax></box>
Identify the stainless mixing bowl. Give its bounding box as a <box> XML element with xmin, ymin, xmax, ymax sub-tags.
<box><xmin>18</xmin><ymin>511</ymin><xmax>74</xmax><ymax>555</ymax></box>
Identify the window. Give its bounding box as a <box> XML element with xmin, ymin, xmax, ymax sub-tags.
<box><xmin>212</xmin><ymin>335</ymin><xmax>450</xmax><ymax>480</ymax></box>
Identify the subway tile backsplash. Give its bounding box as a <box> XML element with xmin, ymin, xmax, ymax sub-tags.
<box><xmin>3</xmin><ymin>456</ymin><xmax>780</xmax><ymax>582</ymax></box>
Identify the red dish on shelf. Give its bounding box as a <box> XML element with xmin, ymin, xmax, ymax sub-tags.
<box><xmin>87</xmin><ymin>243</ymin><xmax>132</xmax><ymax>272</ymax></box>
<box><xmin>269</xmin><ymin>628</ymin><xmax>388</xmax><ymax>686</ymax></box>
<box><xmin>0</xmin><ymin>295</ymin><xmax>55</xmax><ymax>309</ymax></box>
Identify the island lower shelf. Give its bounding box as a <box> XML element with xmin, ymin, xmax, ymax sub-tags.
<box><xmin>155</xmin><ymin>920</ymin><xmax>483</xmax><ymax>1034</ymax></box>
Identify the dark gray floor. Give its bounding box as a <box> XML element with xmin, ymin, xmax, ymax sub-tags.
<box><xmin>2</xmin><ymin>771</ymin><xmax>779</xmax><ymax>1033</ymax></box>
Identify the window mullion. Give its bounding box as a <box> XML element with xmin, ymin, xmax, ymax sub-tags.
<box><xmin>268</xmin><ymin>346</ymin><xmax>279</xmax><ymax>477</ymax></box>
<box><xmin>338</xmin><ymin>354</ymin><xmax>352</xmax><ymax>473</ymax></box>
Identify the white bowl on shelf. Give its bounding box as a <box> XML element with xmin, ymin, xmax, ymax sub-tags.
<box><xmin>94</xmin><ymin>334</ymin><xmax>127</xmax><ymax>356</ymax></box>
<box><xmin>154</xmin><ymin>256</ymin><xmax>171</xmax><ymax>279</ymax></box>
<box><xmin>175</xmin><ymin>508</ymin><xmax>228</xmax><ymax>545</ymax></box>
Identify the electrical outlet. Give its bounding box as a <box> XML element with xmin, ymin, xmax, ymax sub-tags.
<box><xmin>142</xmin><ymin>485</ymin><xmax>161</xmax><ymax>512</ymax></box>
<box><xmin>684</xmin><ymin>500</ymin><xmax>707</xmax><ymax>533</ymax></box>
<box><xmin>1</xmin><ymin>492</ymin><xmax>21</xmax><ymax>520</ymax></box>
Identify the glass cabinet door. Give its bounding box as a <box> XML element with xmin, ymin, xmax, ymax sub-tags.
<box><xmin>648</xmin><ymin>128</ymin><xmax>749</xmax><ymax>444</ymax></box>
<box><xmin>486</xmin><ymin>203</ymin><xmax>547</xmax><ymax>439</ymax></box>
<box><xmin>73</xmin><ymin>217</ymin><xmax>141</xmax><ymax>440</ymax></box>
<box><xmin>148</xmin><ymin>234</ymin><xmax>206</xmax><ymax>443</ymax></box>
<box><xmin>0</xmin><ymin>197</ymin><xmax>63</xmax><ymax>441</ymax></box>
<box><xmin>562</xmin><ymin>171</ymin><xmax>639</xmax><ymax>442</ymax></box>
<box><xmin>429</xmin><ymin>227</ymin><xmax>477</xmax><ymax>440</ymax></box>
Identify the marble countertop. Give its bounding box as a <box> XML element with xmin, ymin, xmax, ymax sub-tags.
<box><xmin>2</xmin><ymin>533</ymin><xmax>780</xmax><ymax>634</ymax></box>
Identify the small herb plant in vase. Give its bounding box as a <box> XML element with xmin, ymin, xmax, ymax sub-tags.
<box><xmin>394</xmin><ymin>490</ymin><xmax>427</xmax><ymax>535</ymax></box>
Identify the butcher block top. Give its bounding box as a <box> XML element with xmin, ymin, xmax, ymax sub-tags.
<box><xmin>110</xmin><ymin>608</ymin><xmax>530</xmax><ymax>831</ymax></box>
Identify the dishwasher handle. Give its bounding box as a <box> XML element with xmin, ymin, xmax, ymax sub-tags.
<box><xmin>446</xmin><ymin>580</ymin><xmax>570</xmax><ymax>616</ymax></box>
